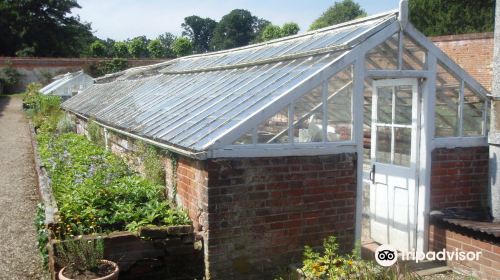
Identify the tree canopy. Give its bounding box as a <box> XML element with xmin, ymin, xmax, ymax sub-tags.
<box><xmin>409</xmin><ymin>0</ymin><xmax>495</xmax><ymax>36</ymax></box>
<box><xmin>210</xmin><ymin>9</ymin><xmax>268</xmax><ymax>51</ymax></box>
<box><xmin>259</xmin><ymin>22</ymin><xmax>300</xmax><ymax>42</ymax></box>
<box><xmin>0</xmin><ymin>0</ymin><xmax>94</xmax><ymax>57</ymax></box>
<box><xmin>309</xmin><ymin>0</ymin><xmax>366</xmax><ymax>31</ymax></box>
<box><xmin>172</xmin><ymin>37</ymin><xmax>193</xmax><ymax>57</ymax></box>
<box><xmin>182</xmin><ymin>16</ymin><xmax>217</xmax><ymax>53</ymax></box>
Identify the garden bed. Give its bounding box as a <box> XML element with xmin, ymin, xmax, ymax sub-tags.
<box><xmin>27</xmin><ymin>95</ymin><xmax>203</xmax><ymax>279</ymax></box>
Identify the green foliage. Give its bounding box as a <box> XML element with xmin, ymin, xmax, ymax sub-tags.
<box><xmin>127</xmin><ymin>36</ymin><xmax>150</xmax><ymax>58</ymax></box>
<box><xmin>0</xmin><ymin>61</ymin><xmax>22</xmax><ymax>91</ymax></box>
<box><xmin>281</xmin><ymin>22</ymin><xmax>300</xmax><ymax>37</ymax></box>
<box><xmin>182</xmin><ymin>15</ymin><xmax>218</xmax><ymax>53</ymax></box>
<box><xmin>23</xmin><ymin>83</ymin><xmax>63</xmax><ymax>131</ymax></box>
<box><xmin>210</xmin><ymin>9</ymin><xmax>267</xmax><ymax>50</ymax></box>
<box><xmin>300</xmin><ymin>236</ymin><xmax>420</xmax><ymax>280</ymax></box>
<box><xmin>56</xmin><ymin>236</ymin><xmax>104</xmax><ymax>273</ymax></box>
<box><xmin>137</xmin><ymin>142</ymin><xmax>165</xmax><ymax>186</ymax></box>
<box><xmin>409</xmin><ymin>0</ymin><xmax>495</xmax><ymax>36</ymax></box>
<box><xmin>113</xmin><ymin>41</ymin><xmax>129</xmax><ymax>58</ymax></box>
<box><xmin>158</xmin><ymin>32</ymin><xmax>177</xmax><ymax>58</ymax></box>
<box><xmin>260</xmin><ymin>22</ymin><xmax>300</xmax><ymax>42</ymax></box>
<box><xmin>35</xmin><ymin>203</ymin><xmax>49</xmax><ymax>268</ymax></box>
<box><xmin>87</xmin><ymin>119</ymin><xmax>104</xmax><ymax>146</ymax></box>
<box><xmin>172</xmin><ymin>37</ymin><xmax>194</xmax><ymax>57</ymax></box>
<box><xmin>0</xmin><ymin>0</ymin><xmax>94</xmax><ymax>57</ymax></box>
<box><xmin>89</xmin><ymin>40</ymin><xmax>108</xmax><ymax>57</ymax></box>
<box><xmin>309</xmin><ymin>0</ymin><xmax>367</xmax><ymax>31</ymax></box>
<box><xmin>36</xmin><ymin>132</ymin><xmax>190</xmax><ymax>237</ymax></box>
<box><xmin>57</xmin><ymin>114</ymin><xmax>76</xmax><ymax>134</ymax></box>
<box><xmin>147</xmin><ymin>39</ymin><xmax>166</xmax><ymax>58</ymax></box>
<box><xmin>89</xmin><ymin>58</ymin><xmax>129</xmax><ymax>77</ymax></box>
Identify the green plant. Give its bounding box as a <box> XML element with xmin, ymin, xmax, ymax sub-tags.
<box><xmin>56</xmin><ymin>114</ymin><xmax>76</xmax><ymax>134</ymax></box>
<box><xmin>137</xmin><ymin>141</ymin><xmax>165</xmax><ymax>186</ymax></box>
<box><xmin>300</xmin><ymin>236</ymin><xmax>420</xmax><ymax>280</ymax></box>
<box><xmin>0</xmin><ymin>61</ymin><xmax>22</xmax><ymax>91</ymax></box>
<box><xmin>56</xmin><ymin>236</ymin><xmax>104</xmax><ymax>273</ymax></box>
<box><xmin>87</xmin><ymin>119</ymin><xmax>104</xmax><ymax>146</ymax></box>
<box><xmin>35</xmin><ymin>203</ymin><xmax>49</xmax><ymax>268</ymax></box>
<box><xmin>37</xmin><ymin>132</ymin><xmax>190</xmax><ymax>237</ymax></box>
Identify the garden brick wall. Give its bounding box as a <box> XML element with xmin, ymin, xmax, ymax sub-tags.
<box><xmin>428</xmin><ymin>222</ymin><xmax>500</xmax><ymax>280</ymax></box>
<box><xmin>0</xmin><ymin>56</ymin><xmax>166</xmax><ymax>93</ymax></box>
<box><xmin>431</xmin><ymin>33</ymin><xmax>494</xmax><ymax>91</ymax></box>
<box><xmin>430</xmin><ymin>147</ymin><xmax>489</xmax><ymax>210</ymax></box>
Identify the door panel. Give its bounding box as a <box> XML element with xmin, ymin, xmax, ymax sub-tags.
<box><xmin>370</xmin><ymin>79</ymin><xmax>419</xmax><ymax>252</ymax></box>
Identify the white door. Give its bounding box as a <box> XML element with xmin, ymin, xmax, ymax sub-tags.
<box><xmin>370</xmin><ymin>78</ymin><xmax>419</xmax><ymax>252</ymax></box>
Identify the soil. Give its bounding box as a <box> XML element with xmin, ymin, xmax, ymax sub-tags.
<box><xmin>62</xmin><ymin>262</ymin><xmax>116</xmax><ymax>280</ymax></box>
<box><xmin>0</xmin><ymin>96</ymin><xmax>49</xmax><ymax>279</ymax></box>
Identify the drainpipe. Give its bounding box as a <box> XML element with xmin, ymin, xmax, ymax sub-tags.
<box><xmin>489</xmin><ymin>0</ymin><xmax>500</xmax><ymax>221</ymax></box>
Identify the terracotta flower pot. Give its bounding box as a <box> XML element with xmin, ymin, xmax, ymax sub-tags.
<box><xmin>58</xmin><ymin>260</ymin><xmax>119</xmax><ymax>280</ymax></box>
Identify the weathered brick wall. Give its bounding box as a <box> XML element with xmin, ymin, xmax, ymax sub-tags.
<box><xmin>430</xmin><ymin>147</ymin><xmax>489</xmax><ymax>210</ymax></box>
<box><xmin>0</xmin><ymin>56</ymin><xmax>166</xmax><ymax>93</ymax></box>
<box><xmin>429</xmin><ymin>222</ymin><xmax>500</xmax><ymax>280</ymax></box>
<box><xmin>205</xmin><ymin>154</ymin><xmax>357</xmax><ymax>279</ymax></box>
<box><xmin>431</xmin><ymin>33</ymin><xmax>493</xmax><ymax>91</ymax></box>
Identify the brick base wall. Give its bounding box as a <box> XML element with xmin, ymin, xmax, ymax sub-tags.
<box><xmin>430</xmin><ymin>147</ymin><xmax>489</xmax><ymax>210</ymax></box>
<box><xmin>205</xmin><ymin>154</ymin><xmax>357</xmax><ymax>279</ymax></box>
<box><xmin>429</xmin><ymin>222</ymin><xmax>500</xmax><ymax>280</ymax></box>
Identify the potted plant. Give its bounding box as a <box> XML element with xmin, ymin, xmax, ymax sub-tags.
<box><xmin>56</xmin><ymin>236</ymin><xmax>119</xmax><ymax>280</ymax></box>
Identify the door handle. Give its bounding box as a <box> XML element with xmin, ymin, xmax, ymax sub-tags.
<box><xmin>370</xmin><ymin>164</ymin><xmax>376</xmax><ymax>184</ymax></box>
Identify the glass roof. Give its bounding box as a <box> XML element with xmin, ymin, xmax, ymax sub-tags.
<box><xmin>62</xmin><ymin>11</ymin><xmax>398</xmax><ymax>153</ymax></box>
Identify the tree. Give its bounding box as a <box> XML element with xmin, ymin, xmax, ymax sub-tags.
<box><xmin>147</xmin><ymin>39</ymin><xmax>166</xmax><ymax>58</ymax></box>
<box><xmin>309</xmin><ymin>0</ymin><xmax>366</xmax><ymax>31</ymax></box>
<box><xmin>182</xmin><ymin>16</ymin><xmax>217</xmax><ymax>53</ymax></box>
<box><xmin>409</xmin><ymin>0</ymin><xmax>495</xmax><ymax>36</ymax></box>
<box><xmin>0</xmin><ymin>0</ymin><xmax>94</xmax><ymax>57</ymax></box>
<box><xmin>158</xmin><ymin>32</ymin><xmax>176</xmax><ymax>58</ymax></box>
<box><xmin>260</xmin><ymin>25</ymin><xmax>282</xmax><ymax>42</ymax></box>
<box><xmin>113</xmin><ymin>41</ymin><xmax>129</xmax><ymax>58</ymax></box>
<box><xmin>172</xmin><ymin>37</ymin><xmax>193</xmax><ymax>57</ymax></box>
<box><xmin>210</xmin><ymin>9</ymin><xmax>267</xmax><ymax>50</ymax></box>
<box><xmin>281</xmin><ymin>22</ymin><xmax>300</xmax><ymax>37</ymax></box>
<box><xmin>127</xmin><ymin>36</ymin><xmax>149</xmax><ymax>58</ymax></box>
<box><xmin>259</xmin><ymin>22</ymin><xmax>300</xmax><ymax>42</ymax></box>
<box><xmin>89</xmin><ymin>40</ymin><xmax>107</xmax><ymax>57</ymax></box>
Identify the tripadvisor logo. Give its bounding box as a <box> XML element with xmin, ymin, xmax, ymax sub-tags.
<box><xmin>375</xmin><ymin>244</ymin><xmax>398</xmax><ymax>266</ymax></box>
<box><xmin>375</xmin><ymin>244</ymin><xmax>482</xmax><ymax>266</ymax></box>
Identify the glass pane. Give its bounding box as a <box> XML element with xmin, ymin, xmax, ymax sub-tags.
<box><xmin>233</xmin><ymin>129</ymin><xmax>253</xmax><ymax>145</ymax></box>
<box><xmin>293</xmin><ymin>85</ymin><xmax>324</xmax><ymax>143</ymax></box>
<box><xmin>377</xmin><ymin>86</ymin><xmax>393</xmax><ymax>124</ymax></box>
<box><xmin>257</xmin><ymin>107</ymin><xmax>290</xmax><ymax>144</ymax></box>
<box><xmin>394</xmin><ymin>85</ymin><xmax>412</xmax><ymax>125</ymax></box>
<box><xmin>435</xmin><ymin>63</ymin><xmax>460</xmax><ymax>137</ymax></box>
<box><xmin>366</xmin><ymin>33</ymin><xmax>399</xmax><ymax>70</ymax></box>
<box><xmin>463</xmin><ymin>85</ymin><xmax>485</xmax><ymax>136</ymax></box>
<box><xmin>394</xmin><ymin>127</ymin><xmax>411</xmax><ymax>167</ymax></box>
<box><xmin>402</xmin><ymin>33</ymin><xmax>426</xmax><ymax>70</ymax></box>
<box><xmin>327</xmin><ymin>66</ymin><xmax>353</xmax><ymax>142</ymax></box>
<box><xmin>376</xmin><ymin>126</ymin><xmax>391</xmax><ymax>164</ymax></box>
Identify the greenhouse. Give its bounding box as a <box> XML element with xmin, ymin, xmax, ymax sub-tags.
<box><xmin>62</xmin><ymin>3</ymin><xmax>490</xmax><ymax>278</ymax></box>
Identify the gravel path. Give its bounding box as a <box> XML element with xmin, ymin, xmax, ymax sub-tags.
<box><xmin>0</xmin><ymin>96</ymin><xmax>49</xmax><ymax>280</ymax></box>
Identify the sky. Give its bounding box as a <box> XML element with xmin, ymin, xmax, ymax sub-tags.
<box><xmin>72</xmin><ymin>0</ymin><xmax>401</xmax><ymax>41</ymax></box>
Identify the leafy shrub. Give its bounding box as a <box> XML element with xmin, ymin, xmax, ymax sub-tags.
<box><xmin>23</xmin><ymin>82</ymin><xmax>63</xmax><ymax>131</ymax></box>
<box><xmin>0</xmin><ymin>61</ymin><xmax>22</xmax><ymax>92</ymax></box>
<box><xmin>37</xmin><ymin>132</ymin><xmax>190</xmax><ymax>237</ymax></box>
<box><xmin>137</xmin><ymin>141</ymin><xmax>165</xmax><ymax>186</ymax></box>
<box><xmin>35</xmin><ymin>203</ymin><xmax>49</xmax><ymax>267</ymax></box>
<box><xmin>56</xmin><ymin>236</ymin><xmax>104</xmax><ymax>273</ymax></box>
<box><xmin>299</xmin><ymin>236</ymin><xmax>419</xmax><ymax>280</ymax></box>
<box><xmin>56</xmin><ymin>114</ymin><xmax>76</xmax><ymax>134</ymax></box>
<box><xmin>87</xmin><ymin>119</ymin><xmax>104</xmax><ymax>146</ymax></box>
